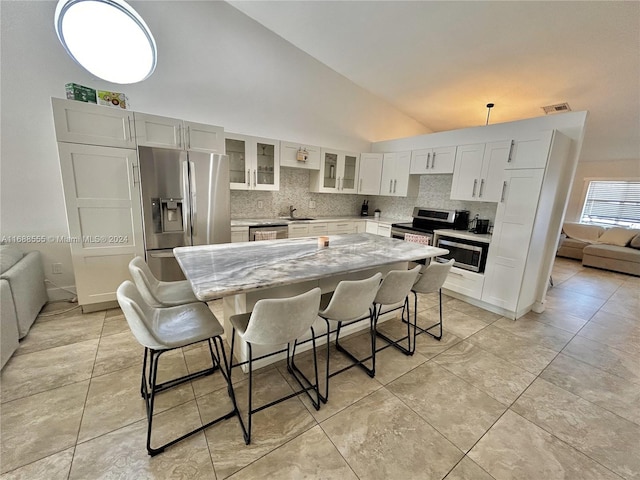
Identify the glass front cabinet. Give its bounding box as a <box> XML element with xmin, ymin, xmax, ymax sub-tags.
<box><xmin>225</xmin><ymin>133</ymin><xmax>279</xmax><ymax>191</ymax></box>
<box><xmin>311</xmin><ymin>148</ymin><xmax>360</xmax><ymax>194</ymax></box>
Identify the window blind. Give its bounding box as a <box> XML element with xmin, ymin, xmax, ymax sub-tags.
<box><xmin>580</xmin><ymin>180</ymin><xmax>640</xmax><ymax>228</ymax></box>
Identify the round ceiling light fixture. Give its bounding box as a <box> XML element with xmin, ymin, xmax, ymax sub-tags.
<box><xmin>54</xmin><ymin>0</ymin><xmax>157</xmax><ymax>84</ymax></box>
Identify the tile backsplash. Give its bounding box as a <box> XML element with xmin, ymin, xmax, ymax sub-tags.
<box><xmin>231</xmin><ymin>168</ymin><xmax>497</xmax><ymax>227</ymax></box>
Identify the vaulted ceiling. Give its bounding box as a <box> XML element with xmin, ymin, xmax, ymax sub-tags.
<box><xmin>229</xmin><ymin>1</ymin><xmax>640</xmax><ymax>162</ymax></box>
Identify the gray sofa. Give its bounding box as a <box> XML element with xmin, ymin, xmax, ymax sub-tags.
<box><xmin>1</xmin><ymin>245</ymin><xmax>48</xmax><ymax>368</ymax></box>
<box><xmin>557</xmin><ymin>223</ymin><xmax>640</xmax><ymax>276</ymax></box>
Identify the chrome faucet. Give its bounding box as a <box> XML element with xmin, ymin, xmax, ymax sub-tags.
<box><xmin>289</xmin><ymin>205</ymin><xmax>297</xmax><ymax>218</ymax></box>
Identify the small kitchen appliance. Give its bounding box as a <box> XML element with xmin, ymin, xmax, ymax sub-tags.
<box><xmin>360</xmin><ymin>200</ymin><xmax>369</xmax><ymax>217</ymax></box>
<box><xmin>474</xmin><ymin>219</ymin><xmax>490</xmax><ymax>234</ymax></box>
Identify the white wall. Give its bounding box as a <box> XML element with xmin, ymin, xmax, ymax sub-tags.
<box><xmin>0</xmin><ymin>1</ymin><xmax>428</xmax><ymax>298</ymax></box>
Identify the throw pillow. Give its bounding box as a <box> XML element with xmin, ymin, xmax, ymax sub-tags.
<box><xmin>597</xmin><ymin>228</ymin><xmax>640</xmax><ymax>247</ymax></box>
<box><xmin>629</xmin><ymin>234</ymin><xmax>640</xmax><ymax>250</ymax></box>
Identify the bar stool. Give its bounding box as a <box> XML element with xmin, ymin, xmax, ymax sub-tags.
<box><xmin>228</xmin><ymin>287</ymin><xmax>322</xmax><ymax>444</ymax></box>
<box><xmin>411</xmin><ymin>259</ymin><xmax>454</xmax><ymax>340</ymax></box>
<box><xmin>128</xmin><ymin>256</ymin><xmax>198</xmax><ymax>307</ymax></box>
<box><xmin>116</xmin><ymin>281</ymin><xmax>242</xmax><ymax>456</ymax></box>
<box><xmin>317</xmin><ymin>272</ymin><xmax>382</xmax><ymax>398</ymax></box>
<box><xmin>373</xmin><ymin>265</ymin><xmax>423</xmax><ymax>355</ymax></box>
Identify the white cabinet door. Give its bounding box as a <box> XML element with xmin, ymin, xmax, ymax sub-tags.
<box><xmin>478</xmin><ymin>140</ymin><xmax>512</xmax><ymax>202</ymax></box>
<box><xmin>308</xmin><ymin>223</ymin><xmax>329</xmax><ymax>236</ymax></box>
<box><xmin>381</xmin><ymin>151</ymin><xmax>413</xmax><ymax>197</ymax></box>
<box><xmin>450</xmin><ymin>144</ymin><xmax>484</xmax><ymax>201</ymax></box>
<box><xmin>231</xmin><ymin>227</ymin><xmax>249</xmax><ymax>243</ymax></box>
<box><xmin>280</xmin><ymin>141</ymin><xmax>321</xmax><ymax>170</ymax></box>
<box><xmin>134</xmin><ymin>112</ymin><xmax>183</xmax><ymax>149</ymax></box>
<box><xmin>327</xmin><ymin>221</ymin><xmax>356</xmax><ymax>234</ymax></box>
<box><xmin>358</xmin><ymin>153</ymin><xmax>383</xmax><ymax>195</ymax></box>
<box><xmin>288</xmin><ymin>224</ymin><xmax>309</xmax><ymax>238</ymax></box>
<box><xmin>57</xmin><ymin>143</ymin><xmax>144</xmax><ymax>306</ymax></box>
<box><xmin>410</xmin><ymin>146</ymin><xmax>456</xmax><ymax>174</ymax></box>
<box><xmin>508</xmin><ymin>131</ymin><xmax>553</xmax><ymax>169</ymax></box>
<box><xmin>365</xmin><ymin>221</ymin><xmax>379</xmax><ymax>234</ymax></box>
<box><xmin>183</xmin><ymin>121</ymin><xmax>224</xmax><ymax>153</ymax></box>
<box><xmin>226</xmin><ymin>133</ymin><xmax>279</xmax><ymax>191</ymax></box>
<box><xmin>481</xmin><ymin>169</ymin><xmax>544</xmax><ymax>311</ymax></box>
<box><xmin>312</xmin><ymin>149</ymin><xmax>360</xmax><ymax>194</ymax></box>
<box><xmin>377</xmin><ymin>224</ymin><xmax>392</xmax><ymax>237</ymax></box>
<box><xmin>52</xmin><ymin>98</ymin><xmax>135</xmax><ymax>148</ymax></box>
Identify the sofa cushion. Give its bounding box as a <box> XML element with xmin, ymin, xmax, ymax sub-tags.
<box><xmin>0</xmin><ymin>245</ymin><xmax>24</xmax><ymax>274</ymax></box>
<box><xmin>629</xmin><ymin>234</ymin><xmax>640</xmax><ymax>250</ymax></box>
<box><xmin>561</xmin><ymin>237</ymin><xmax>589</xmax><ymax>249</ymax></box>
<box><xmin>597</xmin><ymin>227</ymin><xmax>640</xmax><ymax>247</ymax></box>
<box><xmin>584</xmin><ymin>244</ymin><xmax>640</xmax><ymax>263</ymax></box>
<box><xmin>562</xmin><ymin>222</ymin><xmax>605</xmax><ymax>242</ymax></box>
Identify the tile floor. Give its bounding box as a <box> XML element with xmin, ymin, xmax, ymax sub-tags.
<box><xmin>1</xmin><ymin>258</ymin><xmax>638</xmax><ymax>479</ymax></box>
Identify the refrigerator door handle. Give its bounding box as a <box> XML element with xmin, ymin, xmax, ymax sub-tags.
<box><xmin>182</xmin><ymin>159</ymin><xmax>192</xmax><ymax>243</ymax></box>
<box><xmin>189</xmin><ymin>160</ymin><xmax>197</xmax><ymax>239</ymax></box>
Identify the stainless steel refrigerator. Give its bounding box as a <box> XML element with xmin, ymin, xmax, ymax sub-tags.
<box><xmin>138</xmin><ymin>146</ymin><xmax>230</xmax><ymax>281</ymax></box>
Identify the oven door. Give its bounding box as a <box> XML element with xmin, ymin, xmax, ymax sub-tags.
<box><xmin>436</xmin><ymin>238</ymin><xmax>485</xmax><ymax>273</ymax></box>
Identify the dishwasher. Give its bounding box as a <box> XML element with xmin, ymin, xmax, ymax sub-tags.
<box><xmin>248</xmin><ymin>224</ymin><xmax>288</xmax><ymax>241</ymax></box>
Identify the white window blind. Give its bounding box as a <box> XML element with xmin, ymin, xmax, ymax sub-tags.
<box><xmin>580</xmin><ymin>180</ymin><xmax>640</xmax><ymax>228</ymax></box>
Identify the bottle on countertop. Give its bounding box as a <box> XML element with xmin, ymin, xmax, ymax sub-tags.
<box><xmin>360</xmin><ymin>200</ymin><xmax>369</xmax><ymax>217</ymax></box>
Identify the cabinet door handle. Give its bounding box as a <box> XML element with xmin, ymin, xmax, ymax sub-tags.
<box><xmin>177</xmin><ymin>126</ymin><xmax>182</xmax><ymax>148</ymax></box>
<box><xmin>501</xmin><ymin>181</ymin><xmax>508</xmax><ymax>202</ymax></box>
<box><xmin>389</xmin><ymin>179</ymin><xmax>393</xmax><ymax>193</ymax></box>
<box><xmin>431</xmin><ymin>152</ymin><xmax>436</xmax><ymax>169</ymax></box>
<box><xmin>132</xmin><ymin>164</ymin><xmax>139</xmax><ymax>185</ymax></box>
<box><xmin>507</xmin><ymin>140</ymin><xmax>514</xmax><ymax>163</ymax></box>
<box><xmin>472</xmin><ymin>179</ymin><xmax>478</xmax><ymax>197</ymax></box>
<box><xmin>426</xmin><ymin>152</ymin><xmax>431</xmax><ymax>169</ymax></box>
<box><xmin>254</xmin><ymin>169</ymin><xmax>257</xmax><ymax>187</ymax></box>
<box><xmin>338</xmin><ymin>177</ymin><xmax>342</xmax><ymax>190</ymax></box>
<box><xmin>127</xmin><ymin>117</ymin><xmax>133</xmax><ymax>141</ymax></box>
<box><xmin>479</xmin><ymin>179</ymin><xmax>485</xmax><ymax>197</ymax></box>
<box><xmin>186</xmin><ymin>126</ymin><xmax>191</xmax><ymax>149</ymax></box>
<box><xmin>359</xmin><ymin>178</ymin><xmax>363</xmax><ymax>192</ymax></box>
<box><xmin>393</xmin><ymin>179</ymin><xmax>397</xmax><ymax>193</ymax></box>
<box><xmin>247</xmin><ymin>169</ymin><xmax>250</xmax><ymax>187</ymax></box>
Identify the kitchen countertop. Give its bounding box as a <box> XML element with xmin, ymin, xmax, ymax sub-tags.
<box><xmin>174</xmin><ymin>233</ymin><xmax>447</xmax><ymax>301</ymax></box>
<box><xmin>231</xmin><ymin>215</ymin><xmax>410</xmax><ymax>227</ymax></box>
<box><xmin>434</xmin><ymin>228</ymin><xmax>492</xmax><ymax>243</ymax></box>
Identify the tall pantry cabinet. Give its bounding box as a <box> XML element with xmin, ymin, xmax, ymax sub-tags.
<box><xmin>52</xmin><ymin>98</ymin><xmax>145</xmax><ymax>310</ymax></box>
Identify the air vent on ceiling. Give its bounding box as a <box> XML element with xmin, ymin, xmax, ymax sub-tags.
<box><xmin>542</xmin><ymin>103</ymin><xmax>572</xmax><ymax>114</ymax></box>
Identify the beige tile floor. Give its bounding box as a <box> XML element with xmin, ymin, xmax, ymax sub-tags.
<box><xmin>1</xmin><ymin>257</ymin><xmax>638</xmax><ymax>479</ymax></box>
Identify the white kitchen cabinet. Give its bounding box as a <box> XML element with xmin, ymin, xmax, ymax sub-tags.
<box><xmin>134</xmin><ymin>112</ymin><xmax>224</xmax><ymax>153</ymax></box>
<box><xmin>310</xmin><ymin>149</ymin><xmax>359</xmax><ymax>194</ymax></box>
<box><xmin>366</xmin><ymin>221</ymin><xmax>391</xmax><ymax>237</ymax></box>
<box><xmin>450</xmin><ymin>140</ymin><xmax>512</xmax><ymax>202</ymax></box>
<box><xmin>280</xmin><ymin>141</ymin><xmax>321</xmax><ymax>170</ymax></box>
<box><xmin>410</xmin><ymin>145</ymin><xmax>457</xmax><ymax>174</ymax></box>
<box><xmin>380</xmin><ymin>152</ymin><xmax>419</xmax><ymax>197</ymax></box>
<box><xmin>442</xmin><ymin>267</ymin><xmax>485</xmax><ymax>300</ymax></box>
<box><xmin>52</xmin><ymin>98</ymin><xmax>136</xmax><ymax>149</ymax></box>
<box><xmin>357</xmin><ymin>153</ymin><xmax>383</xmax><ymax>195</ymax></box>
<box><xmin>327</xmin><ymin>221</ymin><xmax>357</xmax><ymax>235</ymax></box>
<box><xmin>57</xmin><ymin>142</ymin><xmax>145</xmax><ymax>308</ymax></box>
<box><xmin>231</xmin><ymin>226</ymin><xmax>249</xmax><ymax>243</ymax></box>
<box><xmin>288</xmin><ymin>222</ymin><xmax>328</xmax><ymax>238</ymax></box>
<box><xmin>226</xmin><ymin>133</ymin><xmax>280</xmax><ymax>191</ymax></box>
<box><xmin>507</xmin><ymin>131</ymin><xmax>554</xmax><ymax>169</ymax></box>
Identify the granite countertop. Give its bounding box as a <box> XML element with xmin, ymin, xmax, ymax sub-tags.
<box><xmin>174</xmin><ymin>233</ymin><xmax>448</xmax><ymax>301</ymax></box>
<box><xmin>231</xmin><ymin>215</ymin><xmax>409</xmax><ymax>227</ymax></box>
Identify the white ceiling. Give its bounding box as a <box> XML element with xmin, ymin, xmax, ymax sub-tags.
<box><xmin>229</xmin><ymin>1</ymin><xmax>640</xmax><ymax>163</ymax></box>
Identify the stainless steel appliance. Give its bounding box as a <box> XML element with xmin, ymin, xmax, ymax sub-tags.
<box><xmin>391</xmin><ymin>207</ymin><xmax>469</xmax><ymax>244</ymax></box>
<box><xmin>138</xmin><ymin>146</ymin><xmax>230</xmax><ymax>281</ymax></box>
<box><xmin>248</xmin><ymin>224</ymin><xmax>288</xmax><ymax>241</ymax></box>
<box><xmin>435</xmin><ymin>236</ymin><xmax>489</xmax><ymax>273</ymax></box>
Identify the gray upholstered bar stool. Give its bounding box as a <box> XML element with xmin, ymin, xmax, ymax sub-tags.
<box><xmin>116</xmin><ymin>281</ymin><xmax>242</xmax><ymax>456</ymax></box>
<box><xmin>411</xmin><ymin>259</ymin><xmax>454</xmax><ymax>341</ymax></box>
<box><xmin>318</xmin><ymin>272</ymin><xmax>382</xmax><ymax>391</ymax></box>
<box><xmin>228</xmin><ymin>287</ymin><xmax>322</xmax><ymax>444</ymax></box>
<box><xmin>128</xmin><ymin>256</ymin><xmax>198</xmax><ymax>307</ymax></box>
<box><xmin>373</xmin><ymin>265</ymin><xmax>423</xmax><ymax>356</ymax></box>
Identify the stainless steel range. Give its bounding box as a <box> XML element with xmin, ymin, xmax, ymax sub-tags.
<box><xmin>391</xmin><ymin>207</ymin><xmax>469</xmax><ymax>245</ymax></box>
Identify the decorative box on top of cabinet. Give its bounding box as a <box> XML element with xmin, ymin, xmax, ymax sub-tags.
<box><xmin>410</xmin><ymin>145</ymin><xmax>457</xmax><ymax>174</ymax></box>
<box><xmin>310</xmin><ymin>148</ymin><xmax>360</xmax><ymax>194</ymax></box>
<box><xmin>280</xmin><ymin>141</ymin><xmax>321</xmax><ymax>170</ymax></box>
<box><xmin>134</xmin><ymin>112</ymin><xmax>224</xmax><ymax>153</ymax></box>
<box><xmin>225</xmin><ymin>133</ymin><xmax>280</xmax><ymax>191</ymax></box>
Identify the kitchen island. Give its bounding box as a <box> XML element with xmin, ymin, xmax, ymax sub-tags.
<box><xmin>174</xmin><ymin>233</ymin><xmax>447</xmax><ymax>368</ymax></box>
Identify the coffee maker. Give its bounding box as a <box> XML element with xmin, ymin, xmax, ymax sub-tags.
<box><xmin>360</xmin><ymin>200</ymin><xmax>369</xmax><ymax>217</ymax></box>
<box><xmin>470</xmin><ymin>217</ymin><xmax>490</xmax><ymax>234</ymax></box>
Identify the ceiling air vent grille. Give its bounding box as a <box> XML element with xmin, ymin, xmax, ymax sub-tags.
<box><xmin>542</xmin><ymin>103</ymin><xmax>572</xmax><ymax>114</ymax></box>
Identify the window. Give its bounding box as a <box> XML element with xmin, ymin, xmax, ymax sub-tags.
<box><xmin>580</xmin><ymin>180</ymin><xmax>640</xmax><ymax>228</ymax></box>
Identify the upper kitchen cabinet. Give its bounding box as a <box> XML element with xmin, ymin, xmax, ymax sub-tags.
<box><xmin>134</xmin><ymin>112</ymin><xmax>224</xmax><ymax>153</ymax></box>
<box><xmin>358</xmin><ymin>153</ymin><xmax>383</xmax><ymax>195</ymax></box>
<box><xmin>450</xmin><ymin>140</ymin><xmax>512</xmax><ymax>202</ymax></box>
<box><xmin>310</xmin><ymin>149</ymin><xmax>360</xmax><ymax>194</ymax></box>
<box><xmin>380</xmin><ymin>152</ymin><xmax>419</xmax><ymax>197</ymax></box>
<box><xmin>226</xmin><ymin>133</ymin><xmax>280</xmax><ymax>191</ymax></box>
<box><xmin>409</xmin><ymin>145</ymin><xmax>457</xmax><ymax>174</ymax></box>
<box><xmin>507</xmin><ymin>131</ymin><xmax>554</xmax><ymax>169</ymax></box>
<box><xmin>52</xmin><ymin>98</ymin><xmax>136</xmax><ymax>149</ymax></box>
<box><xmin>280</xmin><ymin>141</ymin><xmax>321</xmax><ymax>170</ymax></box>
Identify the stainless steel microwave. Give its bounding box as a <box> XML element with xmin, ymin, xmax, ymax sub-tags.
<box><xmin>435</xmin><ymin>237</ymin><xmax>489</xmax><ymax>273</ymax></box>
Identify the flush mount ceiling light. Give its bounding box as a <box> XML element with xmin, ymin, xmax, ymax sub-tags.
<box><xmin>54</xmin><ymin>0</ymin><xmax>157</xmax><ymax>84</ymax></box>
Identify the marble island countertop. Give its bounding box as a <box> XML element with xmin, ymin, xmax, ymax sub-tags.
<box><xmin>231</xmin><ymin>215</ymin><xmax>410</xmax><ymax>227</ymax></box>
<box><xmin>174</xmin><ymin>233</ymin><xmax>447</xmax><ymax>301</ymax></box>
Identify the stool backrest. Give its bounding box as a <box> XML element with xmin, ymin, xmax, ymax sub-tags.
<box><xmin>129</xmin><ymin>256</ymin><xmax>163</xmax><ymax>307</ymax></box>
<box><xmin>412</xmin><ymin>259</ymin><xmax>454</xmax><ymax>294</ymax></box>
<box><xmin>375</xmin><ymin>265</ymin><xmax>422</xmax><ymax>305</ymax></box>
<box><xmin>242</xmin><ymin>287</ymin><xmax>321</xmax><ymax>345</ymax></box>
<box><xmin>116</xmin><ymin>281</ymin><xmax>164</xmax><ymax>350</ymax></box>
<box><xmin>320</xmin><ymin>272</ymin><xmax>382</xmax><ymax>322</ymax></box>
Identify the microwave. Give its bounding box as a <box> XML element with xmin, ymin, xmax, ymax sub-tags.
<box><xmin>435</xmin><ymin>236</ymin><xmax>489</xmax><ymax>273</ymax></box>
